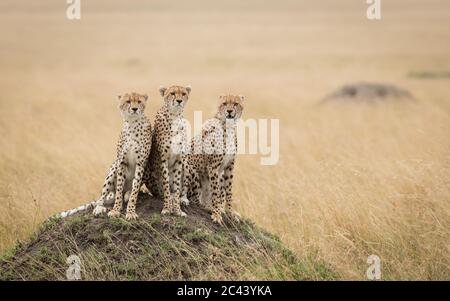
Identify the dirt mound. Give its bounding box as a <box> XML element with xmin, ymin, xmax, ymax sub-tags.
<box><xmin>0</xmin><ymin>196</ymin><xmax>336</xmax><ymax>280</ymax></box>
<box><xmin>323</xmin><ymin>82</ymin><xmax>413</xmax><ymax>102</ymax></box>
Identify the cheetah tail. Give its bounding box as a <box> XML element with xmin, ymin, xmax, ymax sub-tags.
<box><xmin>52</xmin><ymin>199</ymin><xmax>103</xmax><ymax>219</ymax></box>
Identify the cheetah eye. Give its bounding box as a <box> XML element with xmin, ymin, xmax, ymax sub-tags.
<box><xmin>137</xmin><ymin>100</ymin><xmax>142</xmax><ymax>104</ymax></box>
<box><xmin>170</xmin><ymin>92</ymin><xmax>176</xmax><ymax>96</ymax></box>
<box><xmin>126</xmin><ymin>100</ymin><xmax>131</xmax><ymax>104</ymax></box>
<box><xmin>182</xmin><ymin>92</ymin><xmax>187</xmax><ymax>96</ymax></box>
<box><xmin>222</xmin><ymin>102</ymin><xmax>227</xmax><ymax>106</ymax></box>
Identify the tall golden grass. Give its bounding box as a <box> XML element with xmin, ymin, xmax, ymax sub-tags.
<box><xmin>0</xmin><ymin>0</ymin><xmax>449</xmax><ymax>279</ymax></box>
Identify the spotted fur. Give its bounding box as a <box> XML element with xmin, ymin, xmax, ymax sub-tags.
<box><xmin>55</xmin><ymin>92</ymin><xmax>152</xmax><ymax>220</ymax></box>
<box><xmin>94</xmin><ymin>92</ymin><xmax>152</xmax><ymax>220</ymax></box>
<box><xmin>143</xmin><ymin>85</ymin><xmax>191</xmax><ymax>217</ymax></box>
<box><xmin>182</xmin><ymin>94</ymin><xmax>244</xmax><ymax>225</ymax></box>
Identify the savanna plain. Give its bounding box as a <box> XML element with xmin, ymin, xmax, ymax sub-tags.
<box><xmin>0</xmin><ymin>0</ymin><xmax>449</xmax><ymax>280</ymax></box>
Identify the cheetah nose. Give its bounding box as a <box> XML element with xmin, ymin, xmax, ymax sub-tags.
<box><xmin>176</xmin><ymin>99</ymin><xmax>183</xmax><ymax>104</ymax></box>
<box><xmin>132</xmin><ymin>108</ymin><xmax>138</xmax><ymax>112</ymax></box>
<box><xmin>227</xmin><ymin>109</ymin><xmax>233</xmax><ymax>114</ymax></box>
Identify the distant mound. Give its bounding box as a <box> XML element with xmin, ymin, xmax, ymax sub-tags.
<box><xmin>323</xmin><ymin>82</ymin><xmax>413</xmax><ymax>102</ymax></box>
<box><xmin>0</xmin><ymin>196</ymin><xmax>336</xmax><ymax>280</ymax></box>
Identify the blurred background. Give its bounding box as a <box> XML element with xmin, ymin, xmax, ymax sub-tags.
<box><xmin>0</xmin><ymin>0</ymin><xmax>449</xmax><ymax>279</ymax></box>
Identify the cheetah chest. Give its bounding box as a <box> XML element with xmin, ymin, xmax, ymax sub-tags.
<box><xmin>123</xmin><ymin>129</ymin><xmax>144</xmax><ymax>189</ymax></box>
<box><xmin>219</xmin><ymin>154</ymin><xmax>234</xmax><ymax>173</ymax></box>
<box><xmin>167</xmin><ymin>149</ymin><xmax>182</xmax><ymax>191</ymax></box>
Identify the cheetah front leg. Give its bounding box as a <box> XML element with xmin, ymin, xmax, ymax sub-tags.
<box><xmin>160</xmin><ymin>157</ymin><xmax>173</xmax><ymax>215</ymax></box>
<box><xmin>108</xmin><ymin>160</ymin><xmax>126</xmax><ymax>218</ymax></box>
<box><xmin>190</xmin><ymin>180</ymin><xmax>202</xmax><ymax>206</ymax></box>
<box><xmin>208</xmin><ymin>161</ymin><xmax>224</xmax><ymax>225</ymax></box>
<box><xmin>223</xmin><ymin>159</ymin><xmax>240</xmax><ymax>222</ymax></box>
<box><xmin>182</xmin><ymin>167</ymin><xmax>201</xmax><ymax>207</ymax></box>
<box><xmin>124</xmin><ymin>163</ymin><xmax>145</xmax><ymax>220</ymax></box>
<box><xmin>181</xmin><ymin>164</ymin><xmax>191</xmax><ymax>206</ymax></box>
<box><xmin>171</xmin><ymin>157</ymin><xmax>186</xmax><ymax>217</ymax></box>
<box><xmin>93</xmin><ymin>160</ymin><xmax>117</xmax><ymax>216</ymax></box>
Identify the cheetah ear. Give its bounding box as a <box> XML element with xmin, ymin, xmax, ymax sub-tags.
<box><xmin>186</xmin><ymin>85</ymin><xmax>191</xmax><ymax>94</ymax></box>
<box><xmin>238</xmin><ymin>95</ymin><xmax>245</xmax><ymax>103</ymax></box>
<box><xmin>117</xmin><ymin>94</ymin><xmax>122</xmax><ymax>101</ymax></box>
<box><xmin>159</xmin><ymin>86</ymin><xmax>167</xmax><ymax>97</ymax></box>
<box><xmin>143</xmin><ymin>94</ymin><xmax>148</xmax><ymax>102</ymax></box>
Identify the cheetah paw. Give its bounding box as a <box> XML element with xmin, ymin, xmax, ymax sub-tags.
<box><xmin>125</xmin><ymin>211</ymin><xmax>139</xmax><ymax>220</ymax></box>
<box><xmin>161</xmin><ymin>208</ymin><xmax>171</xmax><ymax>215</ymax></box>
<box><xmin>107</xmin><ymin>209</ymin><xmax>121</xmax><ymax>218</ymax></box>
<box><xmin>211</xmin><ymin>213</ymin><xmax>224</xmax><ymax>226</ymax></box>
<box><xmin>181</xmin><ymin>196</ymin><xmax>190</xmax><ymax>206</ymax></box>
<box><xmin>93</xmin><ymin>205</ymin><xmax>107</xmax><ymax>216</ymax></box>
<box><xmin>175</xmin><ymin>210</ymin><xmax>187</xmax><ymax>217</ymax></box>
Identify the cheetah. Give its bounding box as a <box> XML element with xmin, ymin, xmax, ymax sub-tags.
<box><xmin>55</xmin><ymin>92</ymin><xmax>152</xmax><ymax>220</ymax></box>
<box><xmin>182</xmin><ymin>94</ymin><xmax>244</xmax><ymax>225</ymax></box>
<box><xmin>142</xmin><ymin>85</ymin><xmax>191</xmax><ymax>217</ymax></box>
<box><xmin>94</xmin><ymin>92</ymin><xmax>152</xmax><ymax>220</ymax></box>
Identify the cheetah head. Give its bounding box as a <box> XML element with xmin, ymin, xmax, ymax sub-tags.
<box><xmin>159</xmin><ymin>85</ymin><xmax>191</xmax><ymax>115</ymax></box>
<box><xmin>118</xmin><ymin>92</ymin><xmax>148</xmax><ymax>119</ymax></box>
<box><xmin>216</xmin><ymin>94</ymin><xmax>245</xmax><ymax>122</ymax></box>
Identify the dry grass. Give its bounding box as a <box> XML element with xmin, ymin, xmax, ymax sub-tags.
<box><xmin>0</xmin><ymin>0</ymin><xmax>449</xmax><ymax>279</ymax></box>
